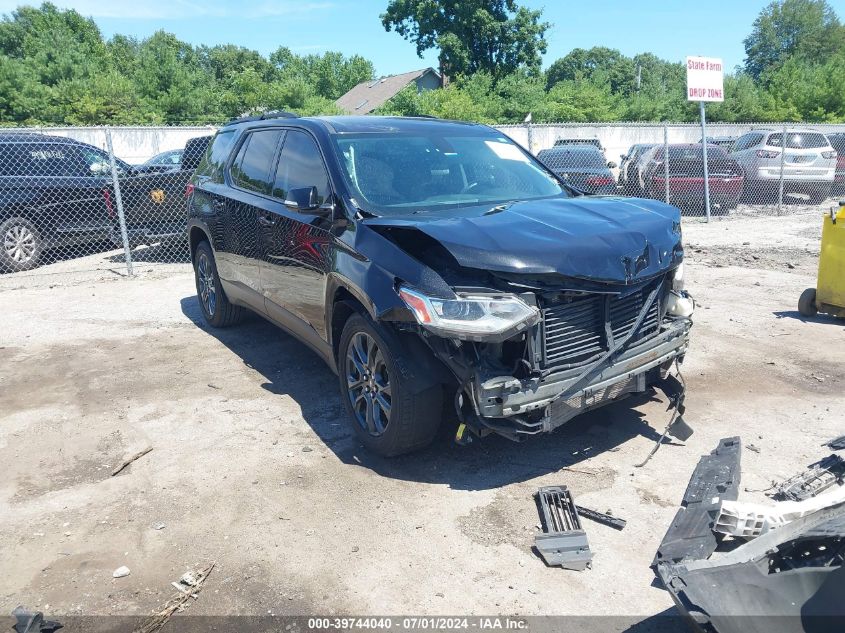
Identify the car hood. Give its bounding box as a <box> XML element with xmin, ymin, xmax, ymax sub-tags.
<box><xmin>363</xmin><ymin>196</ymin><xmax>682</xmax><ymax>284</ymax></box>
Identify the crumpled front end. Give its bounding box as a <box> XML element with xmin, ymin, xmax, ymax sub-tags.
<box><xmin>401</xmin><ymin>267</ymin><xmax>692</xmax><ymax>441</ymax></box>
<box><xmin>361</xmin><ymin>196</ymin><xmax>692</xmax><ymax>441</ymax></box>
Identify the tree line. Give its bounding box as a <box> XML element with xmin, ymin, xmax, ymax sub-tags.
<box><xmin>1</xmin><ymin>0</ymin><xmax>843</xmax><ymax>126</ymax></box>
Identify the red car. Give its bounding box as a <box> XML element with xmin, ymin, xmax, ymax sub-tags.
<box><xmin>640</xmin><ymin>144</ymin><xmax>744</xmax><ymax>214</ymax></box>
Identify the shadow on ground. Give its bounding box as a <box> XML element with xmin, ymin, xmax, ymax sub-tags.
<box><xmin>774</xmin><ymin>310</ymin><xmax>844</xmax><ymax>324</ymax></box>
<box><xmin>181</xmin><ymin>295</ymin><xmax>674</xmax><ymax>491</ymax></box>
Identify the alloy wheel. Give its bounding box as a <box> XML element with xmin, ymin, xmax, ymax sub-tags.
<box><xmin>4</xmin><ymin>224</ymin><xmax>36</xmax><ymax>264</ymax></box>
<box><xmin>346</xmin><ymin>331</ymin><xmax>392</xmax><ymax>436</ymax></box>
<box><xmin>197</xmin><ymin>252</ymin><xmax>217</xmax><ymax>316</ymax></box>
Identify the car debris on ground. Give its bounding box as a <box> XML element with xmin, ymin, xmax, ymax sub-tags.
<box><xmin>771</xmin><ymin>454</ymin><xmax>845</xmax><ymax>501</ymax></box>
<box><xmin>534</xmin><ymin>486</ymin><xmax>592</xmax><ymax>571</ymax></box>
<box><xmin>10</xmin><ymin>607</ymin><xmax>62</xmax><ymax>633</ymax></box>
<box><xmin>653</xmin><ymin>437</ymin><xmax>845</xmax><ymax>633</ymax></box>
<box><xmin>574</xmin><ymin>505</ymin><xmax>627</xmax><ymax>531</ymax></box>
<box><xmin>824</xmin><ymin>435</ymin><xmax>845</xmax><ymax>451</ymax></box>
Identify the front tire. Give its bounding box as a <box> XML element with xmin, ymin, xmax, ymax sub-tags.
<box><xmin>338</xmin><ymin>313</ymin><xmax>443</xmax><ymax>456</ymax></box>
<box><xmin>1</xmin><ymin>217</ymin><xmax>43</xmax><ymax>272</ymax></box>
<box><xmin>193</xmin><ymin>240</ymin><xmax>244</xmax><ymax>327</ymax></box>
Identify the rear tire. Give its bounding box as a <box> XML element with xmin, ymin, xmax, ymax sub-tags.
<box><xmin>193</xmin><ymin>240</ymin><xmax>244</xmax><ymax>327</ymax></box>
<box><xmin>798</xmin><ymin>288</ymin><xmax>818</xmax><ymax>318</ymax></box>
<box><xmin>338</xmin><ymin>313</ymin><xmax>443</xmax><ymax>456</ymax></box>
<box><xmin>1</xmin><ymin>217</ymin><xmax>43</xmax><ymax>272</ymax></box>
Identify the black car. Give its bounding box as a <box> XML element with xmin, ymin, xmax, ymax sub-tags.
<box><xmin>115</xmin><ymin>135</ymin><xmax>212</xmax><ymax>249</ymax></box>
<box><xmin>536</xmin><ymin>146</ymin><xmax>618</xmax><ymax>194</ymax></box>
<box><xmin>187</xmin><ymin>114</ymin><xmax>692</xmax><ymax>456</ymax></box>
<box><xmin>0</xmin><ymin>133</ymin><xmax>193</xmax><ymax>271</ymax></box>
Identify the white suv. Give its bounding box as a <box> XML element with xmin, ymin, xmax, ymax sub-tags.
<box><xmin>729</xmin><ymin>129</ymin><xmax>836</xmax><ymax>203</ymax></box>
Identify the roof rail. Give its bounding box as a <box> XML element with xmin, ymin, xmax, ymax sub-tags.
<box><xmin>223</xmin><ymin>111</ymin><xmax>299</xmax><ymax>126</ymax></box>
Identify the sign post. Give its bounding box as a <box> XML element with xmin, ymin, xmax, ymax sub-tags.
<box><xmin>686</xmin><ymin>56</ymin><xmax>724</xmax><ymax>222</ymax></box>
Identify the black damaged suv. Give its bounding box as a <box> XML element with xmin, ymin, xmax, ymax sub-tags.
<box><xmin>187</xmin><ymin>114</ymin><xmax>693</xmax><ymax>456</ymax></box>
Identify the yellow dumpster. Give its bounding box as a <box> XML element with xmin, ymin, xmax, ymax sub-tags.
<box><xmin>799</xmin><ymin>203</ymin><xmax>845</xmax><ymax>318</ymax></box>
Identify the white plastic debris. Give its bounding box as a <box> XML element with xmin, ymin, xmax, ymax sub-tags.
<box><xmin>715</xmin><ymin>485</ymin><xmax>845</xmax><ymax>538</ymax></box>
<box><xmin>112</xmin><ymin>566</ymin><xmax>131</xmax><ymax>578</ymax></box>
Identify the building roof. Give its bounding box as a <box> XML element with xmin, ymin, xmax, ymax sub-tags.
<box><xmin>335</xmin><ymin>68</ymin><xmax>440</xmax><ymax>115</ymax></box>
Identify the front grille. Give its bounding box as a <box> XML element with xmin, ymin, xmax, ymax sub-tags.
<box><xmin>541</xmin><ymin>284</ymin><xmax>662</xmax><ymax>369</ymax></box>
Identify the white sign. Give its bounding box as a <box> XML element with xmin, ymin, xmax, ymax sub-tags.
<box><xmin>686</xmin><ymin>56</ymin><xmax>724</xmax><ymax>102</ymax></box>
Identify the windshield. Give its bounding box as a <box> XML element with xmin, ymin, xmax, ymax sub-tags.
<box><xmin>332</xmin><ymin>133</ymin><xmax>567</xmax><ymax>214</ymax></box>
<box><xmin>666</xmin><ymin>146</ymin><xmax>727</xmax><ymax>161</ymax></box>
<box><xmin>539</xmin><ymin>149</ymin><xmax>606</xmax><ymax>169</ymax></box>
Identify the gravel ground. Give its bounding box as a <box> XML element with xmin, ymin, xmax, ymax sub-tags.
<box><xmin>1</xmin><ymin>209</ymin><xmax>843</xmax><ymax>626</ymax></box>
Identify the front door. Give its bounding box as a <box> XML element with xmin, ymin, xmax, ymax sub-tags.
<box><xmin>259</xmin><ymin>129</ymin><xmax>334</xmax><ymax>339</ymax></box>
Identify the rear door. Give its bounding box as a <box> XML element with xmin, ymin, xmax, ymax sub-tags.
<box><xmin>259</xmin><ymin>128</ymin><xmax>334</xmax><ymax>338</ymax></box>
<box><xmin>216</xmin><ymin>128</ymin><xmax>285</xmax><ymax>296</ymax></box>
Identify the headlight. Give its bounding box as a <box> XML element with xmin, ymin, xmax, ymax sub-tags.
<box><xmin>398</xmin><ymin>286</ymin><xmax>539</xmax><ymax>338</ymax></box>
<box><xmin>671</xmin><ymin>263</ymin><xmax>685</xmax><ymax>291</ymax></box>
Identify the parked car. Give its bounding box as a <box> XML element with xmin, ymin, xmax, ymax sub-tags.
<box><xmin>619</xmin><ymin>143</ymin><xmax>656</xmax><ymax>194</ymax></box>
<box><xmin>536</xmin><ymin>146</ymin><xmax>618</xmax><ymax>194</ymax></box>
<box><xmin>640</xmin><ymin>144</ymin><xmax>744</xmax><ymax>213</ymax></box>
<box><xmin>826</xmin><ymin>133</ymin><xmax>845</xmax><ymax>195</ymax></box>
<box><xmin>141</xmin><ymin>148</ymin><xmax>183</xmax><ymax>172</ymax></box>
<box><xmin>0</xmin><ymin>133</ymin><xmax>191</xmax><ymax>272</ymax></box>
<box><xmin>729</xmin><ymin>129</ymin><xmax>836</xmax><ymax>203</ymax></box>
<box><xmin>553</xmin><ymin>137</ymin><xmax>604</xmax><ymax>151</ymax></box>
<box><xmin>186</xmin><ymin>114</ymin><xmax>693</xmax><ymax>456</ymax></box>
<box><xmin>114</xmin><ymin>135</ymin><xmax>212</xmax><ymax>249</ymax></box>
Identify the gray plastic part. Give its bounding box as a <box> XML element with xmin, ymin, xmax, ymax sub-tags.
<box><xmin>772</xmin><ymin>454</ymin><xmax>845</xmax><ymax>501</ymax></box>
<box><xmin>534</xmin><ymin>486</ymin><xmax>593</xmax><ymax>571</ymax></box>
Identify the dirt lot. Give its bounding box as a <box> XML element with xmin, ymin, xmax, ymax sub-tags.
<box><xmin>1</xmin><ymin>209</ymin><xmax>843</xmax><ymax>626</ymax></box>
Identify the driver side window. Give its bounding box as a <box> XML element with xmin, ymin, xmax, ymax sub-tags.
<box><xmin>272</xmin><ymin>130</ymin><xmax>330</xmax><ymax>205</ymax></box>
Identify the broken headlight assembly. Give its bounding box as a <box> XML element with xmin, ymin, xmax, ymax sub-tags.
<box><xmin>398</xmin><ymin>286</ymin><xmax>539</xmax><ymax>340</ymax></box>
<box><xmin>665</xmin><ymin>263</ymin><xmax>694</xmax><ymax>318</ymax></box>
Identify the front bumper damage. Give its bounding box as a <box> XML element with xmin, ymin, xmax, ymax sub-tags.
<box><xmin>413</xmin><ymin>274</ymin><xmax>692</xmax><ymax>441</ymax></box>
<box><xmin>476</xmin><ymin>320</ymin><xmax>690</xmax><ymax>424</ymax></box>
<box><xmin>654</xmin><ymin>438</ymin><xmax>845</xmax><ymax>633</ymax></box>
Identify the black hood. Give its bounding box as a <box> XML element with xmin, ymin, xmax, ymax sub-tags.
<box><xmin>363</xmin><ymin>196</ymin><xmax>683</xmax><ymax>285</ymax></box>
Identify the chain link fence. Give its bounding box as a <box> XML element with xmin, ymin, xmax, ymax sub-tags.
<box><xmin>504</xmin><ymin>122</ymin><xmax>845</xmax><ymax>220</ymax></box>
<box><xmin>1</xmin><ymin>121</ymin><xmax>843</xmax><ymax>286</ymax></box>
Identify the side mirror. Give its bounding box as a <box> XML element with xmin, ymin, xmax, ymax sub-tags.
<box><xmin>607</xmin><ymin>161</ymin><xmax>618</xmax><ymax>169</ymax></box>
<box><xmin>284</xmin><ymin>186</ymin><xmax>320</xmax><ymax>212</ymax></box>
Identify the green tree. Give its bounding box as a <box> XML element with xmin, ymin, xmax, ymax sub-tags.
<box><xmin>381</xmin><ymin>0</ymin><xmax>549</xmax><ymax>79</ymax></box>
<box><xmin>744</xmin><ymin>0</ymin><xmax>845</xmax><ymax>80</ymax></box>
<box><xmin>546</xmin><ymin>47</ymin><xmax>635</xmax><ymax>95</ymax></box>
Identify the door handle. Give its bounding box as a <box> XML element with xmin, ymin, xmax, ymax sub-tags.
<box><xmin>257</xmin><ymin>214</ymin><xmax>276</xmax><ymax>227</ymax></box>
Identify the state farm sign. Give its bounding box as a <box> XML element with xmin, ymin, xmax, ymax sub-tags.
<box><xmin>686</xmin><ymin>56</ymin><xmax>724</xmax><ymax>102</ymax></box>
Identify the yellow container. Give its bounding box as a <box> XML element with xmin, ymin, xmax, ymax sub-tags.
<box><xmin>800</xmin><ymin>204</ymin><xmax>845</xmax><ymax>318</ymax></box>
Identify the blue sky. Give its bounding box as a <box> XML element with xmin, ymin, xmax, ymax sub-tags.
<box><xmin>2</xmin><ymin>0</ymin><xmax>844</xmax><ymax>75</ymax></box>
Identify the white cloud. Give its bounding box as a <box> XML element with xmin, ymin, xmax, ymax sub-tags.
<box><xmin>0</xmin><ymin>0</ymin><xmax>334</xmax><ymax>20</ymax></box>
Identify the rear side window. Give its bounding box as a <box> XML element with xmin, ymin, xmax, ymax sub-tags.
<box><xmin>767</xmin><ymin>132</ymin><xmax>830</xmax><ymax>149</ymax></box>
<box><xmin>230</xmin><ymin>129</ymin><xmax>284</xmax><ymax>195</ymax></box>
<box><xmin>272</xmin><ymin>130</ymin><xmax>330</xmax><ymax>204</ymax></box>
<box><xmin>1</xmin><ymin>143</ymin><xmax>73</xmax><ymax>176</ymax></box>
<box><xmin>196</xmin><ymin>129</ymin><xmax>236</xmax><ymax>183</ymax></box>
